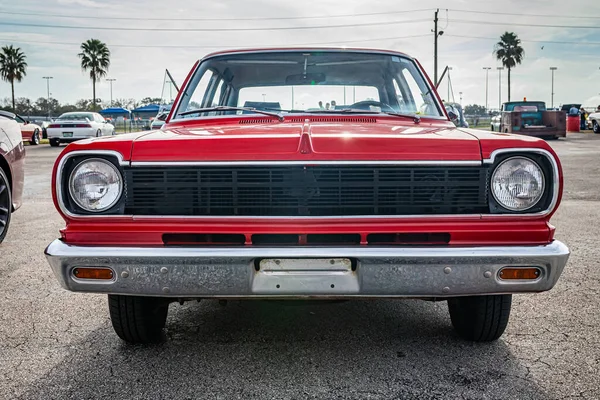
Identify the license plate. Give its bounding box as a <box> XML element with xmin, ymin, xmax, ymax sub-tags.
<box><xmin>63</xmin><ymin>132</ymin><xmax>73</xmax><ymax>137</ymax></box>
<box><xmin>253</xmin><ymin>258</ymin><xmax>358</xmax><ymax>294</ymax></box>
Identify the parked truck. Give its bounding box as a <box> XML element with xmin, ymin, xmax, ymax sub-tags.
<box><xmin>499</xmin><ymin>100</ymin><xmax>566</xmax><ymax>139</ymax></box>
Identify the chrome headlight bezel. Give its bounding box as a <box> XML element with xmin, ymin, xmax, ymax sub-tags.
<box><xmin>67</xmin><ymin>157</ymin><xmax>123</xmax><ymax>213</ymax></box>
<box><xmin>490</xmin><ymin>156</ymin><xmax>547</xmax><ymax>212</ymax></box>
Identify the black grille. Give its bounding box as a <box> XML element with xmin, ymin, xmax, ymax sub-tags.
<box><xmin>124</xmin><ymin>165</ymin><xmax>489</xmax><ymax>217</ymax></box>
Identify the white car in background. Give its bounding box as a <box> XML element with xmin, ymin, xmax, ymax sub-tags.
<box><xmin>490</xmin><ymin>115</ymin><xmax>501</xmax><ymax>131</ymax></box>
<box><xmin>587</xmin><ymin>112</ymin><xmax>600</xmax><ymax>133</ymax></box>
<box><xmin>150</xmin><ymin>112</ymin><xmax>168</xmax><ymax>130</ymax></box>
<box><xmin>47</xmin><ymin>112</ymin><xmax>115</xmax><ymax>147</ymax></box>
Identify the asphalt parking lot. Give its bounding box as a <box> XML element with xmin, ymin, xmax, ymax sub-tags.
<box><xmin>1</xmin><ymin>133</ymin><xmax>599</xmax><ymax>400</ymax></box>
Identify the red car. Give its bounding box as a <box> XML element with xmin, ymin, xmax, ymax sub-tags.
<box><xmin>45</xmin><ymin>48</ymin><xmax>570</xmax><ymax>344</ymax></box>
<box><xmin>0</xmin><ymin>112</ymin><xmax>25</xmax><ymax>243</ymax></box>
<box><xmin>0</xmin><ymin>110</ymin><xmax>43</xmax><ymax>145</ymax></box>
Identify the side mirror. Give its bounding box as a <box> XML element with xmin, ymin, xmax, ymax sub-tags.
<box><xmin>447</xmin><ymin>111</ymin><xmax>458</xmax><ymax>121</ymax></box>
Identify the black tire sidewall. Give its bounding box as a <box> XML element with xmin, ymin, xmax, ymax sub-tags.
<box><xmin>0</xmin><ymin>168</ymin><xmax>12</xmax><ymax>243</ymax></box>
<box><xmin>31</xmin><ymin>129</ymin><xmax>40</xmax><ymax>145</ymax></box>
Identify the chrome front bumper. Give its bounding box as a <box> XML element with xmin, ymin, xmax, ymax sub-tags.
<box><xmin>45</xmin><ymin>240</ymin><xmax>570</xmax><ymax>298</ymax></box>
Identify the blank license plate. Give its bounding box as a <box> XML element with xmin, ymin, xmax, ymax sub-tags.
<box><xmin>253</xmin><ymin>258</ymin><xmax>358</xmax><ymax>294</ymax></box>
<box><xmin>63</xmin><ymin>132</ymin><xmax>73</xmax><ymax>137</ymax></box>
<box><xmin>259</xmin><ymin>258</ymin><xmax>352</xmax><ymax>272</ymax></box>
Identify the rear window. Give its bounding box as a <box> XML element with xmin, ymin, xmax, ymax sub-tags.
<box><xmin>513</xmin><ymin>105</ymin><xmax>539</xmax><ymax>112</ymax></box>
<box><xmin>58</xmin><ymin>113</ymin><xmax>94</xmax><ymax>121</ymax></box>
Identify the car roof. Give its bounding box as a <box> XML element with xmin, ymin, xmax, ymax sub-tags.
<box><xmin>202</xmin><ymin>47</ymin><xmax>413</xmax><ymax>61</ymax></box>
<box><xmin>0</xmin><ymin>110</ymin><xmax>16</xmax><ymax>119</ymax></box>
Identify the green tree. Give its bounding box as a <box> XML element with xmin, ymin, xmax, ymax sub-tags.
<box><xmin>494</xmin><ymin>32</ymin><xmax>524</xmax><ymax>102</ymax></box>
<box><xmin>0</xmin><ymin>45</ymin><xmax>27</xmax><ymax>111</ymax></box>
<box><xmin>13</xmin><ymin>97</ymin><xmax>33</xmax><ymax>115</ymax></box>
<box><xmin>464</xmin><ymin>104</ymin><xmax>487</xmax><ymax>116</ymax></box>
<box><xmin>34</xmin><ymin>97</ymin><xmax>60</xmax><ymax>116</ymax></box>
<box><xmin>78</xmin><ymin>39</ymin><xmax>110</xmax><ymax>111</ymax></box>
<box><xmin>139</xmin><ymin>97</ymin><xmax>162</xmax><ymax>106</ymax></box>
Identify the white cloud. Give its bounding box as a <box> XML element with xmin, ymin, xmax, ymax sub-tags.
<box><xmin>57</xmin><ymin>0</ymin><xmax>102</xmax><ymax>8</ymax></box>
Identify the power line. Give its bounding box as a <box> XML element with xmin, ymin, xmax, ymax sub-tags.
<box><xmin>446</xmin><ymin>34</ymin><xmax>600</xmax><ymax>46</ymax></box>
<box><xmin>0</xmin><ymin>34</ymin><xmax>432</xmax><ymax>49</ymax></box>
<box><xmin>449</xmin><ymin>18</ymin><xmax>600</xmax><ymax>29</ymax></box>
<box><xmin>0</xmin><ymin>18</ymin><xmax>431</xmax><ymax>32</ymax></box>
<box><xmin>0</xmin><ymin>8</ymin><xmax>433</xmax><ymax>22</ymax></box>
<box><xmin>448</xmin><ymin>9</ymin><xmax>600</xmax><ymax>20</ymax></box>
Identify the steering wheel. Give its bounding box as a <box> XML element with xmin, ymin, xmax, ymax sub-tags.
<box><xmin>348</xmin><ymin>100</ymin><xmax>396</xmax><ymax>112</ymax></box>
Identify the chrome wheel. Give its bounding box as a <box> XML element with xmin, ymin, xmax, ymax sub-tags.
<box><xmin>594</xmin><ymin>121</ymin><xmax>599</xmax><ymax>134</ymax></box>
<box><xmin>0</xmin><ymin>168</ymin><xmax>11</xmax><ymax>243</ymax></box>
<box><xmin>30</xmin><ymin>129</ymin><xmax>40</xmax><ymax>145</ymax></box>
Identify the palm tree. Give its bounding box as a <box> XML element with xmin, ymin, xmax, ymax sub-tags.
<box><xmin>78</xmin><ymin>39</ymin><xmax>110</xmax><ymax>111</ymax></box>
<box><xmin>0</xmin><ymin>45</ymin><xmax>28</xmax><ymax>111</ymax></box>
<box><xmin>494</xmin><ymin>32</ymin><xmax>524</xmax><ymax>102</ymax></box>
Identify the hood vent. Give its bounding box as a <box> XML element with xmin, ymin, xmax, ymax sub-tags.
<box><xmin>239</xmin><ymin>118</ymin><xmax>277</xmax><ymax>124</ymax></box>
<box><xmin>238</xmin><ymin>116</ymin><xmax>378</xmax><ymax>124</ymax></box>
<box><xmin>288</xmin><ymin>117</ymin><xmax>377</xmax><ymax>123</ymax></box>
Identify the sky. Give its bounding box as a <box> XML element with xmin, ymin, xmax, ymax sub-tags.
<box><xmin>0</xmin><ymin>0</ymin><xmax>599</xmax><ymax>110</ymax></box>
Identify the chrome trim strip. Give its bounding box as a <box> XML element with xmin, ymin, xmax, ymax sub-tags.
<box><xmin>484</xmin><ymin>148</ymin><xmax>560</xmax><ymax>218</ymax></box>
<box><xmin>45</xmin><ymin>239</ymin><xmax>570</xmax><ymax>298</ymax></box>
<box><xmin>129</xmin><ymin>160</ymin><xmax>483</xmax><ymax>167</ymax></box>
<box><xmin>56</xmin><ymin>150</ymin><xmax>129</xmax><ymax>219</ymax></box>
<box><xmin>131</xmin><ymin>214</ymin><xmax>483</xmax><ymax>220</ymax></box>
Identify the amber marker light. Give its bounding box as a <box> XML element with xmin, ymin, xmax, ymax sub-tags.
<box><xmin>498</xmin><ymin>267</ymin><xmax>541</xmax><ymax>280</ymax></box>
<box><xmin>72</xmin><ymin>267</ymin><xmax>114</xmax><ymax>280</ymax></box>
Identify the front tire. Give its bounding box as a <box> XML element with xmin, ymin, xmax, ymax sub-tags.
<box><xmin>96</xmin><ymin>129</ymin><xmax>102</xmax><ymax>137</ymax></box>
<box><xmin>447</xmin><ymin>294</ymin><xmax>512</xmax><ymax>342</ymax></box>
<box><xmin>108</xmin><ymin>295</ymin><xmax>169</xmax><ymax>344</ymax></box>
<box><xmin>0</xmin><ymin>168</ymin><xmax>12</xmax><ymax>243</ymax></box>
<box><xmin>30</xmin><ymin>129</ymin><xmax>40</xmax><ymax>145</ymax></box>
<box><xmin>594</xmin><ymin>121</ymin><xmax>600</xmax><ymax>134</ymax></box>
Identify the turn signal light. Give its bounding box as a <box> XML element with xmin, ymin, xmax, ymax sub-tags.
<box><xmin>498</xmin><ymin>267</ymin><xmax>541</xmax><ymax>280</ymax></box>
<box><xmin>72</xmin><ymin>267</ymin><xmax>114</xmax><ymax>280</ymax></box>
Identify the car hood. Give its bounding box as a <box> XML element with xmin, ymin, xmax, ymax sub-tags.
<box><xmin>130</xmin><ymin>118</ymin><xmax>482</xmax><ymax>162</ymax></box>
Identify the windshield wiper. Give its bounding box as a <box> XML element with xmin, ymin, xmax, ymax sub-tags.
<box><xmin>178</xmin><ymin>106</ymin><xmax>284</xmax><ymax>122</ymax></box>
<box><xmin>312</xmin><ymin>108</ymin><xmax>421</xmax><ymax>124</ymax></box>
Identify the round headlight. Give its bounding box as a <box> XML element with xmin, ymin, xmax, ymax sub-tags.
<box><xmin>68</xmin><ymin>158</ymin><xmax>122</xmax><ymax>212</ymax></box>
<box><xmin>491</xmin><ymin>157</ymin><xmax>545</xmax><ymax>211</ymax></box>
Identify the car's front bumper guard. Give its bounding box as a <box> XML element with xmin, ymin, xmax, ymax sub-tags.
<box><xmin>45</xmin><ymin>240</ymin><xmax>570</xmax><ymax>298</ymax></box>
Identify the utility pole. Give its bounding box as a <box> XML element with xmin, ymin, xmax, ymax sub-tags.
<box><xmin>432</xmin><ymin>9</ymin><xmax>444</xmax><ymax>86</ymax></box>
<box><xmin>497</xmin><ymin>67</ymin><xmax>504</xmax><ymax>110</ymax></box>
<box><xmin>550</xmin><ymin>67</ymin><xmax>557</xmax><ymax>108</ymax></box>
<box><xmin>42</xmin><ymin>77</ymin><xmax>53</xmax><ymax>118</ymax></box>
<box><xmin>459</xmin><ymin>92</ymin><xmax>463</xmax><ymax>105</ymax></box>
<box><xmin>483</xmin><ymin>67</ymin><xmax>491</xmax><ymax>112</ymax></box>
<box><xmin>107</xmin><ymin>78</ymin><xmax>116</xmax><ymax>107</ymax></box>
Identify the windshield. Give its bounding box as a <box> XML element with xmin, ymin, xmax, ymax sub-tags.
<box><xmin>174</xmin><ymin>51</ymin><xmax>443</xmax><ymax>119</ymax></box>
<box><xmin>58</xmin><ymin>113</ymin><xmax>94</xmax><ymax>121</ymax></box>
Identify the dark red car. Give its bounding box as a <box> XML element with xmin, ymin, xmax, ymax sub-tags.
<box><xmin>0</xmin><ymin>112</ymin><xmax>25</xmax><ymax>243</ymax></box>
<box><xmin>45</xmin><ymin>48</ymin><xmax>570</xmax><ymax>344</ymax></box>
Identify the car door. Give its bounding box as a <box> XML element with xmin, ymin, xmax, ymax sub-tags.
<box><xmin>94</xmin><ymin>114</ymin><xmax>106</xmax><ymax>136</ymax></box>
